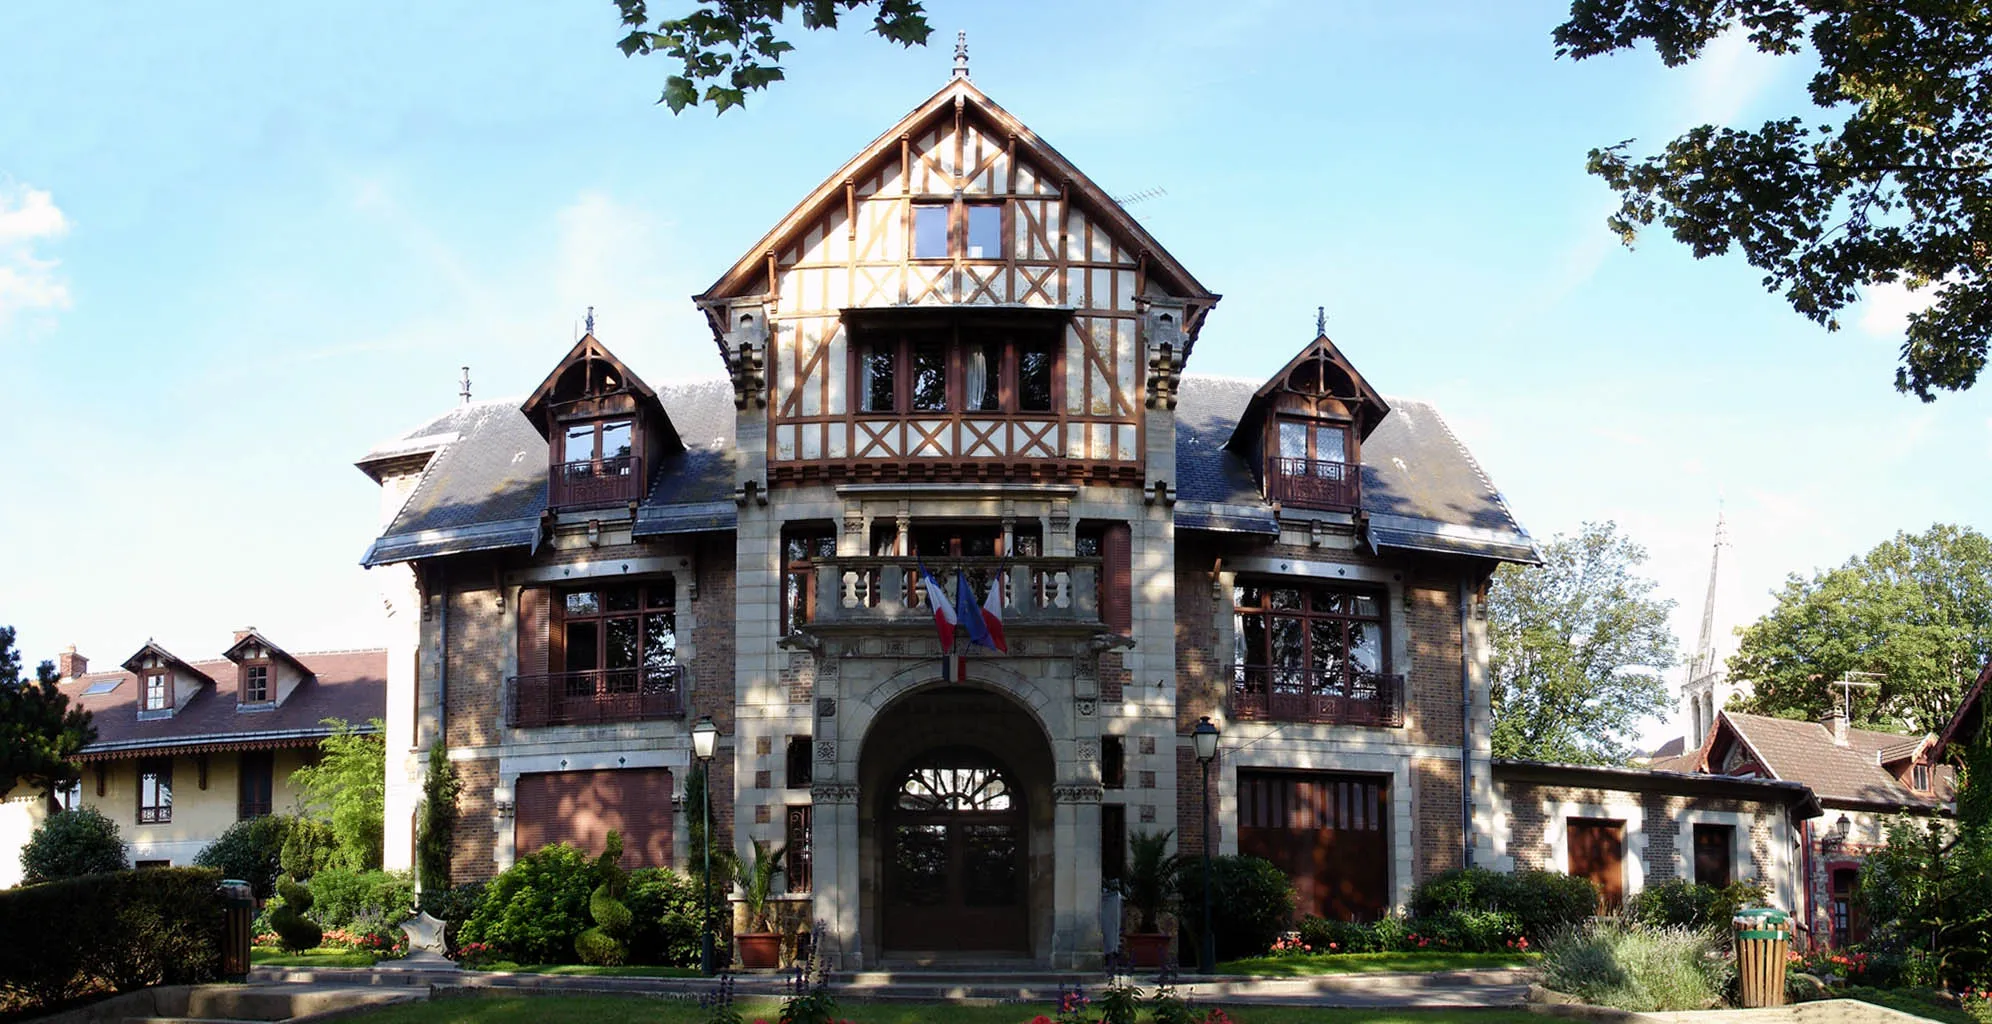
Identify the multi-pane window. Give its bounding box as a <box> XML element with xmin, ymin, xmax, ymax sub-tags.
<box><xmin>913</xmin><ymin>203</ymin><xmax>950</xmax><ymax>258</ymax></box>
<box><xmin>910</xmin><ymin>201</ymin><xmax>1004</xmax><ymax>260</ymax></box>
<box><xmin>54</xmin><ymin>778</ymin><xmax>81</xmax><ymax>812</ymax></box>
<box><xmin>137</xmin><ymin>759</ymin><xmax>172</xmax><ymax>824</ymax></box>
<box><xmin>1277</xmin><ymin>419</ymin><xmax>1347</xmax><ymax>465</ymax></box>
<box><xmin>850</xmin><ymin>329</ymin><xmax>1057</xmax><ymax>414</ymax></box>
<box><xmin>561</xmin><ymin>580</ymin><xmax>677</xmax><ymax>679</ymax></box>
<box><xmin>1233</xmin><ymin>582</ymin><xmax>1387</xmax><ymax>690</ymax></box>
<box><xmin>1913</xmin><ymin>763</ymin><xmax>1931</xmax><ymax>791</ymax></box>
<box><xmin>239</xmin><ymin>751</ymin><xmax>274</xmax><ymax>818</ymax></box>
<box><xmin>242</xmin><ymin>664</ymin><xmax>269</xmax><ymax>704</ymax></box>
<box><xmin>562</xmin><ymin>419</ymin><xmax>634</xmax><ymax>464</ymax></box>
<box><xmin>143</xmin><ymin>673</ymin><xmax>169</xmax><ymax>711</ymax></box>
<box><xmin>783</xmin><ymin>526</ymin><xmax>837</xmax><ymax>634</ymax></box>
<box><xmin>786</xmin><ymin>805</ymin><xmax>813</xmax><ymax>892</ymax></box>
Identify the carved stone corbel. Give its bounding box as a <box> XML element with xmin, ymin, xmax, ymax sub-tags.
<box><xmin>735</xmin><ymin>479</ymin><xmax>770</xmax><ymax>506</ymax></box>
<box><xmin>1145</xmin><ymin>479</ymin><xmax>1176</xmax><ymax>506</ymax></box>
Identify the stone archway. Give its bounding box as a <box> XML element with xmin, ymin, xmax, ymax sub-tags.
<box><xmin>857</xmin><ymin>685</ymin><xmax>1056</xmax><ymax>959</ymax></box>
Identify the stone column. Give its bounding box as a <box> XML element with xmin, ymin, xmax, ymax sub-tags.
<box><xmin>1052</xmin><ymin>783</ymin><xmax>1105</xmax><ymax>969</ymax></box>
<box><xmin>809</xmin><ymin>782</ymin><xmax>862</xmax><ymax>968</ymax></box>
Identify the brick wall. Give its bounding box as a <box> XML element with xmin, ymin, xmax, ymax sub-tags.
<box><xmin>1644</xmin><ymin>800</ymin><xmax>1681</xmax><ymax>883</ymax></box>
<box><xmin>1405</xmin><ymin>580</ymin><xmax>1463</xmax><ymax>748</ymax></box>
<box><xmin>692</xmin><ymin>533</ymin><xmax>738</xmax><ymax>733</ymax></box>
<box><xmin>711</xmin><ymin>748</ymin><xmax>736</xmax><ymax>853</ymax></box>
<box><xmin>1413</xmin><ymin>757</ymin><xmax>1463</xmax><ymax>882</ymax></box>
<box><xmin>452</xmin><ymin>757</ymin><xmax>498</xmax><ymax>882</ymax></box>
<box><xmin>445</xmin><ymin>585</ymin><xmax>506</xmax><ymax>750</ymax></box>
<box><xmin>1098</xmin><ymin>652</ymin><xmax>1129</xmax><ymax>703</ymax></box>
<box><xmin>1175</xmin><ymin>744</ymin><xmax>1217</xmax><ymax>856</ymax></box>
<box><xmin>1173</xmin><ymin>535</ymin><xmax>1221</xmax><ymax>731</ymax></box>
<box><xmin>1502</xmin><ymin>781</ymin><xmax>1772</xmax><ymax>883</ymax></box>
<box><xmin>781</xmin><ymin>651</ymin><xmax>815</xmax><ymax>705</ymax></box>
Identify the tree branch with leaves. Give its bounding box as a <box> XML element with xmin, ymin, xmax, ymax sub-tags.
<box><xmin>0</xmin><ymin>626</ymin><xmax>94</xmax><ymax>802</ymax></box>
<box><xmin>616</xmin><ymin>0</ymin><xmax>932</xmax><ymax>114</ymax></box>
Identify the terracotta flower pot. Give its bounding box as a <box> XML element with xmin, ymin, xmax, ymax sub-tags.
<box><xmin>737</xmin><ymin>931</ymin><xmax>782</xmax><ymax>969</ymax></box>
<box><xmin>1123</xmin><ymin>931</ymin><xmax>1172</xmax><ymax>968</ymax></box>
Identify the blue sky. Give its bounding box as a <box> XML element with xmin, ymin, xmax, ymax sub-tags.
<box><xmin>2</xmin><ymin>1</ymin><xmax>1983</xmax><ymax>748</ymax></box>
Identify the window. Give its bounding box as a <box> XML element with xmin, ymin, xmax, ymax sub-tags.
<box><xmin>913</xmin><ymin>203</ymin><xmax>950</xmax><ymax>258</ymax></box>
<box><xmin>847</xmin><ymin>326</ymin><xmax>1060</xmax><ymax>416</ymax></box>
<box><xmin>239</xmin><ymin>751</ymin><xmax>274</xmax><ymax>818</ymax></box>
<box><xmin>82</xmin><ymin>678</ymin><xmax>121</xmax><ymax>696</ymax></box>
<box><xmin>783</xmin><ymin>526</ymin><xmax>837</xmax><ymax>633</ymax></box>
<box><xmin>562</xmin><ymin>419</ymin><xmax>634</xmax><ymax>464</ymax></box>
<box><xmin>964</xmin><ymin>204</ymin><xmax>1001</xmax><ymax>259</ymax></box>
<box><xmin>1102</xmin><ymin>735</ymin><xmax>1125</xmax><ymax>790</ymax></box>
<box><xmin>1268</xmin><ymin>417</ymin><xmax>1357</xmax><ymax>508</ymax></box>
<box><xmin>1693</xmin><ymin>823</ymin><xmax>1733</xmax><ymax>887</ymax></box>
<box><xmin>786</xmin><ymin>737</ymin><xmax>814</xmax><ymax>789</ymax></box>
<box><xmin>1913</xmin><ymin>763</ymin><xmax>1932</xmax><ymax>791</ymax></box>
<box><xmin>786</xmin><ymin>805</ymin><xmax>814</xmax><ymax>892</ymax></box>
<box><xmin>1101</xmin><ymin>803</ymin><xmax>1127</xmax><ymax>886</ymax></box>
<box><xmin>1232</xmin><ymin>581</ymin><xmax>1393</xmax><ymax>723</ymax></box>
<box><xmin>561</xmin><ymin>580</ymin><xmax>677</xmax><ymax>680</ymax></box>
<box><xmin>54</xmin><ymin>778</ymin><xmax>81</xmax><ymax>811</ymax></box>
<box><xmin>1277</xmin><ymin>419</ymin><xmax>1348</xmax><ymax>465</ymax></box>
<box><xmin>242</xmin><ymin>664</ymin><xmax>269</xmax><ymax>704</ymax></box>
<box><xmin>137</xmin><ymin>759</ymin><xmax>172</xmax><ymax>824</ymax></box>
<box><xmin>1830</xmin><ymin>867</ymin><xmax>1861</xmax><ymax>946</ymax></box>
<box><xmin>143</xmin><ymin>672</ymin><xmax>169</xmax><ymax>711</ymax></box>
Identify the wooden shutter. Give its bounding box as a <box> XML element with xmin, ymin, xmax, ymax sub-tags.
<box><xmin>1102</xmin><ymin>522</ymin><xmax>1132</xmax><ymax>635</ymax></box>
<box><xmin>1567</xmin><ymin>819</ymin><xmax>1625</xmax><ymax>911</ymax></box>
<box><xmin>518</xmin><ymin>586</ymin><xmax>550</xmax><ymax>677</ymax></box>
<box><xmin>514</xmin><ymin>768</ymin><xmax>675</xmax><ymax>869</ymax></box>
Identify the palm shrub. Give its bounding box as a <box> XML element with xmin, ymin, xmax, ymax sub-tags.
<box><xmin>739</xmin><ymin>839</ymin><xmax>789</xmax><ymax>933</ymax></box>
<box><xmin>1123</xmin><ymin>829</ymin><xmax>1177</xmax><ymax>933</ymax></box>
<box><xmin>20</xmin><ymin>807</ymin><xmax>128</xmax><ymax>882</ymax></box>
<box><xmin>270</xmin><ymin>876</ymin><xmax>324</xmax><ymax>952</ymax></box>
<box><xmin>576</xmin><ymin>832</ymin><xmax>633</xmax><ymax>965</ymax></box>
<box><xmin>1540</xmin><ymin>918</ymin><xmax>1730</xmax><ymax>1012</ymax></box>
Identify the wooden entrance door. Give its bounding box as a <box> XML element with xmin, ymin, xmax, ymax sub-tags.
<box><xmin>883</xmin><ymin>754</ymin><xmax>1028</xmax><ymax>952</ymax></box>
<box><xmin>1237</xmin><ymin>771</ymin><xmax>1389</xmax><ymax>921</ymax></box>
<box><xmin>1567</xmin><ymin>818</ymin><xmax>1625</xmax><ymax>911</ymax></box>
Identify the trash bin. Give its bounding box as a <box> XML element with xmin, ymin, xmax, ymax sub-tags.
<box><xmin>219</xmin><ymin>879</ymin><xmax>255</xmax><ymax>980</ymax></box>
<box><xmin>1734</xmin><ymin>908</ymin><xmax>1791</xmax><ymax>1008</ymax></box>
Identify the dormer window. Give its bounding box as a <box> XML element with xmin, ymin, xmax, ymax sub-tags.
<box><xmin>242</xmin><ymin>665</ymin><xmax>269</xmax><ymax>704</ymax></box>
<box><xmin>1229</xmin><ymin>333</ymin><xmax>1390</xmax><ymax>514</ymax></box>
<box><xmin>1913</xmin><ymin>762</ymin><xmax>1932</xmax><ymax>791</ymax></box>
<box><xmin>143</xmin><ymin>672</ymin><xmax>169</xmax><ymax>711</ymax></box>
<box><xmin>520</xmin><ymin>334</ymin><xmax>682</xmax><ymax>512</ymax></box>
<box><xmin>1271</xmin><ymin>417</ymin><xmax>1356</xmax><ymax>509</ymax></box>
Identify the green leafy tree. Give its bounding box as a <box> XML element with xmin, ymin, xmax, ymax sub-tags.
<box><xmin>289</xmin><ymin>718</ymin><xmax>386</xmax><ymax>871</ymax></box>
<box><xmin>20</xmin><ymin>806</ymin><xmax>127</xmax><ymax>883</ymax></box>
<box><xmin>1555</xmin><ymin>2</ymin><xmax>1992</xmax><ymax>400</ymax></box>
<box><xmin>1862</xmin><ymin>736</ymin><xmax>1992</xmax><ymax>989</ymax></box>
<box><xmin>1489</xmin><ymin>522</ymin><xmax>1679</xmax><ymax>764</ymax></box>
<box><xmin>615</xmin><ymin>0</ymin><xmax>932</xmax><ymax>114</ymax></box>
<box><xmin>0</xmin><ymin>626</ymin><xmax>95</xmax><ymax>801</ymax></box>
<box><xmin>1730</xmin><ymin>524</ymin><xmax>1992</xmax><ymax>733</ymax></box>
<box><xmin>416</xmin><ymin>743</ymin><xmax>461</xmax><ymax>893</ymax></box>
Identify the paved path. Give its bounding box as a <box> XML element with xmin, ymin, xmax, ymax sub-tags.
<box><xmin>248</xmin><ymin>965</ymin><xmax>1534</xmax><ymax>1009</ymax></box>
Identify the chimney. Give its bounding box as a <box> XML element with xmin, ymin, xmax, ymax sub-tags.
<box><xmin>1821</xmin><ymin>707</ymin><xmax>1850</xmax><ymax>746</ymax></box>
<box><xmin>56</xmin><ymin>646</ymin><xmax>87</xmax><ymax>680</ymax></box>
<box><xmin>233</xmin><ymin>627</ymin><xmax>258</xmax><ymax>645</ymax></box>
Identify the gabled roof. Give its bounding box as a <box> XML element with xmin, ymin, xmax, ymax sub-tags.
<box><xmin>1703</xmin><ymin>710</ymin><xmax>1949</xmax><ymax>809</ymax></box>
<box><xmin>62</xmin><ymin>649</ymin><xmax>385</xmax><ymax>758</ymax></box>
<box><xmin>520</xmin><ymin>333</ymin><xmax>682</xmax><ymax>454</ymax></box>
<box><xmin>694</xmin><ymin>77</ymin><xmax>1217</xmax><ymax>340</ymax></box>
<box><xmin>1226</xmin><ymin>334</ymin><xmax>1391</xmax><ymax>453</ymax></box>
<box><xmin>222</xmin><ymin>630</ymin><xmax>313</xmax><ymax>678</ymax></box>
<box><xmin>1937</xmin><ymin>659</ymin><xmax>1992</xmax><ymax>762</ymax></box>
<box><xmin>119</xmin><ymin>642</ymin><xmax>216</xmax><ymax>688</ymax></box>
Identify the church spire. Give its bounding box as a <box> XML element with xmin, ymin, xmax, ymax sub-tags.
<box><xmin>1692</xmin><ymin>510</ymin><xmax>1728</xmax><ymax>683</ymax></box>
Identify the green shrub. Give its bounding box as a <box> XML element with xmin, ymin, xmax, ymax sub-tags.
<box><xmin>281</xmin><ymin>815</ymin><xmax>338</xmax><ymax>879</ymax></box>
<box><xmin>306</xmin><ymin>867</ymin><xmax>414</xmax><ymax>928</ymax></box>
<box><xmin>193</xmin><ymin>815</ymin><xmax>292</xmax><ymax>898</ymax></box>
<box><xmin>1415</xmin><ymin>908</ymin><xmax>1524</xmax><ymax>951</ymax></box>
<box><xmin>20</xmin><ymin>807</ymin><xmax>128</xmax><ymax>883</ymax></box>
<box><xmin>1174</xmin><ymin>854</ymin><xmax>1295</xmax><ymax>960</ymax></box>
<box><xmin>1411</xmin><ymin>866</ymin><xmax>1596</xmax><ymax>941</ymax></box>
<box><xmin>271</xmin><ymin>876</ymin><xmax>323</xmax><ymax>952</ymax></box>
<box><xmin>460</xmin><ymin>842</ymin><xmax>599</xmax><ymax>963</ymax></box>
<box><xmin>1540</xmin><ymin>919</ymin><xmax>1731</xmax><ymax>1012</ymax></box>
<box><xmin>1627</xmin><ymin>879</ymin><xmax>1768</xmax><ymax>933</ymax></box>
<box><xmin>575</xmin><ymin>832</ymin><xmax>632</xmax><ymax>965</ymax></box>
<box><xmin>419</xmin><ymin>880</ymin><xmax>488</xmax><ymax>921</ymax></box>
<box><xmin>623</xmin><ymin>868</ymin><xmax>703</xmax><ymax>966</ymax></box>
<box><xmin>0</xmin><ymin>867</ymin><xmax>225</xmax><ymax>1015</ymax></box>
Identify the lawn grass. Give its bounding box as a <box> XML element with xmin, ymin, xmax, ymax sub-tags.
<box><xmin>476</xmin><ymin>962</ymin><xmax>703</xmax><ymax>978</ymax></box>
<box><xmin>1212</xmin><ymin>951</ymin><xmax>1537</xmax><ymax>977</ymax></box>
<box><xmin>1844</xmin><ymin>986</ymin><xmax>1971</xmax><ymax>1024</ymax></box>
<box><xmin>250</xmin><ymin>945</ymin><xmax>379</xmax><ymax>967</ymax></box>
<box><xmin>356</xmin><ymin>994</ymin><xmax>1543</xmax><ymax>1024</ymax></box>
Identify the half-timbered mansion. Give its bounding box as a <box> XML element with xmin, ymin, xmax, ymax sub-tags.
<box><xmin>358</xmin><ymin>69</ymin><xmax>1547</xmax><ymax>968</ymax></box>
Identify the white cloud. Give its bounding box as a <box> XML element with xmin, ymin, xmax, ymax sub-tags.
<box><xmin>1683</xmin><ymin>27</ymin><xmax>1786</xmax><ymax>128</ymax></box>
<box><xmin>1859</xmin><ymin>278</ymin><xmax>1941</xmax><ymax>337</ymax></box>
<box><xmin>0</xmin><ymin>182</ymin><xmax>71</xmax><ymax>330</ymax></box>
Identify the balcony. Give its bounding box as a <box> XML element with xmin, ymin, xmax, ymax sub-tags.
<box><xmin>550</xmin><ymin>455</ymin><xmax>644</xmax><ymax>510</ymax></box>
<box><xmin>1229</xmin><ymin>665</ymin><xmax>1403</xmax><ymax>727</ymax></box>
<box><xmin>804</xmin><ymin>556</ymin><xmax>1103</xmax><ymax>630</ymax></box>
<box><xmin>510</xmin><ymin>666</ymin><xmax>685</xmax><ymax>728</ymax></box>
<box><xmin>1266</xmin><ymin>457</ymin><xmax>1360</xmax><ymax>511</ymax></box>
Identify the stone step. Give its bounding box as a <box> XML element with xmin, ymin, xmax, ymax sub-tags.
<box><xmin>125</xmin><ymin>1017</ymin><xmax>270</xmax><ymax>1024</ymax></box>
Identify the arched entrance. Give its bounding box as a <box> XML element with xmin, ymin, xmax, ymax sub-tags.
<box><xmin>883</xmin><ymin>749</ymin><xmax>1027</xmax><ymax>951</ymax></box>
<box><xmin>858</xmin><ymin>685</ymin><xmax>1055</xmax><ymax>958</ymax></box>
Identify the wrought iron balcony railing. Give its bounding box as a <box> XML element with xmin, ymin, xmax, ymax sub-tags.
<box><xmin>550</xmin><ymin>455</ymin><xmax>644</xmax><ymax>510</ymax></box>
<box><xmin>1229</xmin><ymin>664</ymin><xmax>1403</xmax><ymax>727</ymax></box>
<box><xmin>510</xmin><ymin>666</ymin><xmax>685</xmax><ymax>728</ymax></box>
<box><xmin>1266</xmin><ymin>456</ymin><xmax>1360</xmax><ymax>511</ymax></box>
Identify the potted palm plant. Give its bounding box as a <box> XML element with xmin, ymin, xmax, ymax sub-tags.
<box><xmin>1122</xmin><ymin>829</ymin><xmax>1178</xmax><ymax>967</ymax></box>
<box><xmin>735</xmin><ymin>839</ymin><xmax>789</xmax><ymax>969</ymax></box>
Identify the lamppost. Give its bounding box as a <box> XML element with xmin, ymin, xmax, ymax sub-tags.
<box><xmin>1192</xmin><ymin>715</ymin><xmax>1219</xmax><ymax>975</ymax></box>
<box><xmin>692</xmin><ymin>715</ymin><xmax>718</xmax><ymax>975</ymax></box>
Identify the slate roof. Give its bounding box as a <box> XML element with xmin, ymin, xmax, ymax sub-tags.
<box><xmin>362</xmin><ymin>375</ymin><xmax>1536</xmax><ymax>567</ymax></box>
<box><xmin>1494</xmin><ymin>758</ymin><xmax>1823</xmax><ymax>820</ymax></box>
<box><xmin>1173</xmin><ymin>376</ymin><xmax>1538</xmax><ymax>563</ymax></box>
<box><xmin>1718</xmin><ymin>711</ymin><xmax>1950</xmax><ymax>809</ymax></box>
<box><xmin>61</xmin><ymin>649</ymin><xmax>386</xmax><ymax>758</ymax></box>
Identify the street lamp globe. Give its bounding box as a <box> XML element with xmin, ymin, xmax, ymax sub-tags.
<box><xmin>1193</xmin><ymin>715</ymin><xmax>1219</xmax><ymax>763</ymax></box>
<box><xmin>692</xmin><ymin>715</ymin><xmax>718</xmax><ymax>762</ymax></box>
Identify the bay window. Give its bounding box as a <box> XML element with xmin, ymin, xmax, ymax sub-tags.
<box><xmin>849</xmin><ymin>327</ymin><xmax>1059</xmax><ymax>415</ymax></box>
<box><xmin>1231</xmin><ymin>581</ymin><xmax>1398</xmax><ymax>724</ymax></box>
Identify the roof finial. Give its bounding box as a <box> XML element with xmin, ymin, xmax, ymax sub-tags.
<box><xmin>952</xmin><ymin>30</ymin><xmax>969</xmax><ymax>80</ymax></box>
<box><xmin>585</xmin><ymin>306</ymin><xmax>596</xmax><ymax>335</ymax></box>
<box><xmin>460</xmin><ymin>365</ymin><xmax>472</xmax><ymax>405</ymax></box>
<box><xmin>1315</xmin><ymin>306</ymin><xmax>1327</xmax><ymax>336</ymax></box>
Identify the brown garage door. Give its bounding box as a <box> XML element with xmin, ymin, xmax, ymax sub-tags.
<box><xmin>1567</xmin><ymin>818</ymin><xmax>1624</xmax><ymax>911</ymax></box>
<box><xmin>515</xmin><ymin>768</ymin><xmax>674</xmax><ymax>868</ymax></box>
<box><xmin>1237</xmin><ymin>771</ymin><xmax>1388</xmax><ymax>921</ymax></box>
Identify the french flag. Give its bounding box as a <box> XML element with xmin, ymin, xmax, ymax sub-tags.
<box><xmin>979</xmin><ymin>573</ymin><xmax>1007</xmax><ymax>654</ymax></box>
<box><xmin>919</xmin><ymin>561</ymin><xmax>957</xmax><ymax>651</ymax></box>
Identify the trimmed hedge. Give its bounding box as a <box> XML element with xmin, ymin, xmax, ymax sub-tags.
<box><xmin>20</xmin><ymin>807</ymin><xmax>128</xmax><ymax>883</ymax></box>
<box><xmin>1626</xmin><ymin>879</ymin><xmax>1767</xmax><ymax>933</ymax></box>
<box><xmin>1411</xmin><ymin>867</ymin><xmax>1598</xmax><ymax>941</ymax></box>
<box><xmin>0</xmin><ymin>867</ymin><xmax>224</xmax><ymax>1016</ymax></box>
